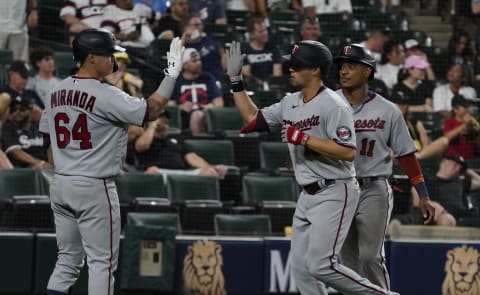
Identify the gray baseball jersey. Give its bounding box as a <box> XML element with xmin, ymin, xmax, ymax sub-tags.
<box><xmin>335</xmin><ymin>89</ymin><xmax>416</xmax><ymax>177</ymax></box>
<box><xmin>39</xmin><ymin>77</ymin><xmax>147</xmax><ymax>178</ymax></box>
<box><xmin>261</xmin><ymin>87</ymin><xmax>356</xmax><ymax>185</ymax></box>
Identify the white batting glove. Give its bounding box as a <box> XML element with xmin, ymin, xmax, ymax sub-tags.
<box><xmin>164</xmin><ymin>37</ymin><xmax>184</xmax><ymax>79</ymax></box>
<box><xmin>226</xmin><ymin>41</ymin><xmax>243</xmax><ymax>83</ymax></box>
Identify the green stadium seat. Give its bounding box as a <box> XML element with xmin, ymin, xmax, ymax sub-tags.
<box><xmin>127</xmin><ymin>212</ymin><xmax>182</xmax><ymax>233</ymax></box>
<box><xmin>0</xmin><ymin>232</ymin><xmax>34</xmax><ymax>293</ymax></box>
<box><xmin>0</xmin><ymin>49</ymin><xmax>13</xmax><ymax>65</ymax></box>
<box><xmin>214</xmin><ymin>214</ymin><xmax>272</xmax><ymax>236</ymax></box>
<box><xmin>53</xmin><ymin>51</ymin><xmax>77</xmax><ymax>79</ymax></box>
<box><xmin>163</xmin><ymin>105</ymin><xmax>182</xmax><ymax>129</ymax></box>
<box><xmin>259</xmin><ymin>141</ymin><xmax>290</xmax><ymax>174</ymax></box>
<box><xmin>205</xmin><ymin>107</ymin><xmax>243</xmax><ymax>133</ymax></box>
<box><xmin>184</xmin><ymin>139</ymin><xmax>235</xmax><ymax>165</ymax></box>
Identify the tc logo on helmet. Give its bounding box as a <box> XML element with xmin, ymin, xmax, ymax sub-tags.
<box><xmin>343</xmin><ymin>46</ymin><xmax>352</xmax><ymax>55</ymax></box>
<box><xmin>292</xmin><ymin>45</ymin><xmax>299</xmax><ymax>55</ymax></box>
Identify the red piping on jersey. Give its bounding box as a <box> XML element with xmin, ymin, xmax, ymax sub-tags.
<box><xmin>302</xmin><ymin>85</ymin><xmax>326</xmax><ymax>104</ymax></box>
<box><xmin>379</xmin><ymin>178</ymin><xmax>391</xmax><ymax>289</ymax></box>
<box><xmin>329</xmin><ymin>183</ymin><xmax>388</xmax><ymax>295</ymax></box>
<box><xmin>361</xmin><ymin>90</ymin><xmax>377</xmax><ymax>105</ymax></box>
<box><xmin>103</xmin><ymin>179</ymin><xmax>113</xmax><ymax>295</ymax></box>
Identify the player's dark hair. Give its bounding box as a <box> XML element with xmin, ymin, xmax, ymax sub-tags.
<box><xmin>30</xmin><ymin>46</ymin><xmax>54</xmax><ymax>71</ymax></box>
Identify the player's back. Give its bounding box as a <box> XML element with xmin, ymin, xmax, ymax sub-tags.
<box><xmin>39</xmin><ymin>77</ymin><xmax>147</xmax><ymax>178</ymax></box>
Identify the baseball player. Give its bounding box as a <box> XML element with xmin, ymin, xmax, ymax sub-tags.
<box><xmin>334</xmin><ymin>44</ymin><xmax>435</xmax><ymax>290</ymax></box>
<box><xmin>39</xmin><ymin>29</ymin><xmax>184</xmax><ymax>295</ymax></box>
<box><xmin>226</xmin><ymin>40</ymin><xmax>399</xmax><ymax>295</ymax></box>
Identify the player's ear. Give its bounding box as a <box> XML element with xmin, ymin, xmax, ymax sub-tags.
<box><xmin>364</xmin><ymin>66</ymin><xmax>372</xmax><ymax>79</ymax></box>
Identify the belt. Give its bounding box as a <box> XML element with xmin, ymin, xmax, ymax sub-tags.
<box><xmin>303</xmin><ymin>179</ymin><xmax>336</xmax><ymax>195</ymax></box>
<box><xmin>356</xmin><ymin>176</ymin><xmax>383</xmax><ymax>187</ymax></box>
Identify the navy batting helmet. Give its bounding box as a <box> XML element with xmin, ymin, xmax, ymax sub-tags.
<box><xmin>283</xmin><ymin>40</ymin><xmax>332</xmax><ymax>78</ymax></box>
<box><xmin>72</xmin><ymin>28</ymin><xmax>125</xmax><ymax>63</ymax></box>
<box><xmin>334</xmin><ymin>44</ymin><xmax>376</xmax><ymax>80</ymax></box>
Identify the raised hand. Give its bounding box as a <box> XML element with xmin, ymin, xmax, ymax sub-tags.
<box><xmin>164</xmin><ymin>37</ymin><xmax>184</xmax><ymax>79</ymax></box>
<box><xmin>226</xmin><ymin>41</ymin><xmax>243</xmax><ymax>81</ymax></box>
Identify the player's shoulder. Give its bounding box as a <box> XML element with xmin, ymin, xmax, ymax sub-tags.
<box><xmin>323</xmin><ymin>87</ymin><xmax>350</xmax><ymax>109</ymax></box>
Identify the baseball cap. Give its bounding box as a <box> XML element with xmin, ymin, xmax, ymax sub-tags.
<box><xmin>182</xmin><ymin>48</ymin><xmax>200</xmax><ymax>65</ymax></box>
<box><xmin>404</xmin><ymin>39</ymin><xmax>420</xmax><ymax>50</ymax></box>
<box><xmin>10</xmin><ymin>95</ymin><xmax>33</xmax><ymax>110</ymax></box>
<box><xmin>404</xmin><ymin>55</ymin><xmax>429</xmax><ymax>69</ymax></box>
<box><xmin>451</xmin><ymin>94</ymin><xmax>472</xmax><ymax>107</ymax></box>
<box><xmin>443</xmin><ymin>153</ymin><xmax>467</xmax><ymax>171</ymax></box>
<box><xmin>390</xmin><ymin>90</ymin><xmax>409</xmax><ymax>104</ymax></box>
<box><xmin>9</xmin><ymin>60</ymin><xmax>30</xmax><ymax>79</ymax></box>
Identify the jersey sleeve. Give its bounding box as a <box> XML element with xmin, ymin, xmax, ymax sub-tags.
<box><xmin>326</xmin><ymin>105</ymin><xmax>356</xmax><ymax>148</ymax></box>
<box><xmin>97</xmin><ymin>85</ymin><xmax>147</xmax><ymax>126</ymax></box>
<box><xmin>39</xmin><ymin>109</ymin><xmax>49</xmax><ymax>134</ymax></box>
<box><xmin>389</xmin><ymin>107</ymin><xmax>417</xmax><ymax>156</ymax></box>
<box><xmin>260</xmin><ymin>101</ymin><xmax>283</xmax><ymax>127</ymax></box>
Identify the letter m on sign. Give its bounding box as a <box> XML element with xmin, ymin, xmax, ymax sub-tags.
<box><xmin>269</xmin><ymin>250</ymin><xmax>296</xmax><ymax>292</ymax></box>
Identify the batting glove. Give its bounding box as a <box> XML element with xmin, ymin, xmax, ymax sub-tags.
<box><xmin>164</xmin><ymin>37</ymin><xmax>184</xmax><ymax>79</ymax></box>
<box><xmin>226</xmin><ymin>41</ymin><xmax>244</xmax><ymax>90</ymax></box>
<box><xmin>281</xmin><ymin>125</ymin><xmax>309</xmax><ymax>145</ymax></box>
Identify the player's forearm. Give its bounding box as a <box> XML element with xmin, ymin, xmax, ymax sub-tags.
<box><xmin>232</xmin><ymin>91</ymin><xmax>259</xmax><ymax>125</ymax></box>
<box><xmin>305</xmin><ymin>138</ymin><xmax>356</xmax><ymax>161</ymax></box>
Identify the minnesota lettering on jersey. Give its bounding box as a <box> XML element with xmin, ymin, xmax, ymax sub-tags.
<box><xmin>283</xmin><ymin>114</ymin><xmax>320</xmax><ymax>131</ymax></box>
<box><xmin>51</xmin><ymin>89</ymin><xmax>96</xmax><ymax>112</ymax></box>
<box><xmin>354</xmin><ymin>117</ymin><xmax>386</xmax><ymax>131</ymax></box>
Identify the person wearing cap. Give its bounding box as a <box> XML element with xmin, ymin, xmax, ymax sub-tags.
<box><xmin>376</xmin><ymin>40</ymin><xmax>405</xmax><ymax>91</ymax></box>
<box><xmin>433</xmin><ymin>63</ymin><xmax>477</xmax><ymax>119</ymax></box>
<box><xmin>1</xmin><ymin>95</ymin><xmax>50</xmax><ymax>169</ymax></box>
<box><xmin>403</xmin><ymin>38</ymin><xmax>436</xmax><ymax>81</ymax></box>
<box><xmin>443</xmin><ymin>94</ymin><xmax>480</xmax><ymax>159</ymax></box>
<box><xmin>26</xmin><ymin>46</ymin><xmax>61</xmax><ymax>104</ymax></box>
<box><xmin>169</xmin><ymin>47</ymin><xmax>223</xmax><ymax>135</ymax></box>
<box><xmin>0</xmin><ymin>60</ymin><xmax>43</xmax><ymax>122</ymax></box>
<box><xmin>181</xmin><ymin>14</ymin><xmax>226</xmax><ymax>80</ymax></box>
<box><xmin>227</xmin><ymin>38</ymin><xmax>402</xmax><ymax>295</ymax></box>
<box><xmin>392</xmin><ymin>54</ymin><xmax>434</xmax><ymax>112</ymax></box>
<box><xmin>335</xmin><ymin>44</ymin><xmax>435</xmax><ymax>290</ymax></box>
<box><xmin>104</xmin><ymin>51</ymin><xmax>144</xmax><ymax>97</ymax></box>
<box><xmin>240</xmin><ymin>15</ymin><xmax>283</xmax><ymax>86</ymax></box>
<box><xmin>391</xmin><ymin>90</ymin><xmax>471</xmax><ymax>160</ymax></box>
<box><xmin>134</xmin><ymin>110</ymin><xmax>228</xmax><ymax>178</ymax></box>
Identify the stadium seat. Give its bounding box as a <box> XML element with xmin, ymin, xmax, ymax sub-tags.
<box><xmin>184</xmin><ymin>139</ymin><xmax>235</xmax><ymax>165</ymax></box>
<box><xmin>164</xmin><ymin>105</ymin><xmax>182</xmax><ymax>130</ymax></box>
<box><xmin>127</xmin><ymin>212</ymin><xmax>182</xmax><ymax>233</ymax></box>
<box><xmin>259</xmin><ymin>141</ymin><xmax>290</xmax><ymax>174</ymax></box>
<box><xmin>242</xmin><ymin>175</ymin><xmax>297</xmax><ymax>234</ymax></box>
<box><xmin>0</xmin><ymin>232</ymin><xmax>34</xmax><ymax>293</ymax></box>
<box><xmin>167</xmin><ymin>174</ymin><xmax>226</xmax><ymax>234</ymax></box>
<box><xmin>53</xmin><ymin>51</ymin><xmax>77</xmax><ymax>78</ymax></box>
<box><xmin>214</xmin><ymin>214</ymin><xmax>272</xmax><ymax>236</ymax></box>
<box><xmin>0</xmin><ymin>49</ymin><xmax>13</xmax><ymax>65</ymax></box>
<box><xmin>205</xmin><ymin>107</ymin><xmax>243</xmax><ymax>134</ymax></box>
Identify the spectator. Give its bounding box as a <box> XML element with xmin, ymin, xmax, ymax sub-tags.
<box><xmin>404</xmin><ymin>39</ymin><xmax>436</xmax><ymax>81</ymax></box>
<box><xmin>181</xmin><ymin>14</ymin><xmax>225</xmax><ymax>80</ymax></box>
<box><xmin>0</xmin><ymin>150</ymin><xmax>13</xmax><ymax>169</ymax></box>
<box><xmin>300</xmin><ymin>16</ymin><xmax>321</xmax><ymax>41</ymax></box>
<box><xmin>188</xmin><ymin>0</ymin><xmax>227</xmax><ymax>25</ymax></box>
<box><xmin>376</xmin><ymin>40</ymin><xmax>405</xmax><ymax>91</ymax></box>
<box><xmin>26</xmin><ymin>46</ymin><xmax>61</xmax><ymax>104</ymax></box>
<box><xmin>302</xmin><ymin>0</ymin><xmax>352</xmax><ymax>17</ymax></box>
<box><xmin>60</xmin><ymin>0</ymin><xmax>108</xmax><ymax>37</ymax></box>
<box><xmin>169</xmin><ymin>48</ymin><xmax>223</xmax><ymax>135</ymax></box>
<box><xmin>226</xmin><ymin>0</ymin><xmax>267</xmax><ymax>17</ymax></box>
<box><xmin>360</xmin><ymin>27</ymin><xmax>391</xmax><ymax>62</ymax></box>
<box><xmin>241</xmin><ymin>16</ymin><xmax>282</xmax><ymax>87</ymax></box>
<box><xmin>0</xmin><ymin>0</ymin><xmax>37</xmax><ymax>61</ymax></box>
<box><xmin>433</xmin><ymin>63</ymin><xmax>477</xmax><ymax>119</ymax></box>
<box><xmin>426</xmin><ymin>154</ymin><xmax>480</xmax><ymax>221</ymax></box>
<box><xmin>1</xmin><ymin>95</ymin><xmax>50</xmax><ymax>169</ymax></box>
<box><xmin>135</xmin><ymin>111</ymin><xmax>228</xmax><ymax>178</ymax></box>
<box><xmin>438</xmin><ymin>30</ymin><xmax>477</xmax><ymax>81</ymax></box>
<box><xmin>0</xmin><ymin>60</ymin><xmax>43</xmax><ymax>121</ymax></box>
<box><xmin>392</xmin><ymin>55</ymin><xmax>434</xmax><ymax>112</ymax></box>
<box><xmin>153</xmin><ymin>0</ymin><xmax>189</xmax><ymax>39</ymax></box>
<box><xmin>104</xmin><ymin>51</ymin><xmax>144</xmax><ymax>97</ymax></box>
<box><xmin>101</xmin><ymin>0</ymin><xmax>155</xmax><ymax>60</ymax></box>
<box><xmin>443</xmin><ymin>94</ymin><xmax>480</xmax><ymax>159</ymax></box>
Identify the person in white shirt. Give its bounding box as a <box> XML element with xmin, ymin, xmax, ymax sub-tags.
<box><xmin>302</xmin><ymin>0</ymin><xmax>352</xmax><ymax>17</ymax></box>
<box><xmin>375</xmin><ymin>40</ymin><xmax>405</xmax><ymax>91</ymax></box>
<box><xmin>433</xmin><ymin>63</ymin><xmax>477</xmax><ymax>119</ymax></box>
<box><xmin>26</xmin><ymin>46</ymin><xmax>61</xmax><ymax>104</ymax></box>
<box><xmin>59</xmin><ymin>0</ymin><xmax>109</xmax><ymax>36</ymax></box>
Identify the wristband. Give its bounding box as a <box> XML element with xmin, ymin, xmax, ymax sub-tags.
<box><xmin>230</xmin><ymin>75</ymin><xmax>244</xmax><ymax>92</ymax></box>
<box><xmin>414</xmin><ymin>181</ymin><xmax>429</xmax><ymax>199</ymax></box>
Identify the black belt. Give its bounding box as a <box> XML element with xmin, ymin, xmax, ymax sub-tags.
<box><xmin>303</xmin><ymin>179</ymin><xmax>336</xmax><ymax>195</ymax></box>
<box><xmin>356</xmin><ymin>176</ymin><xmax>382</xmax><ymax>187</ymax></box>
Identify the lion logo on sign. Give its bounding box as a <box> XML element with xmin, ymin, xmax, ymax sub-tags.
<box><xmin>442</xmin><ymin>245</ymin><xmax>480</xmax><ymax>295</ymax></box>
<box><xmin>183</xmin><ymin>240</ymin><xmax>226</xmax><ymax>295</ymax></box>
